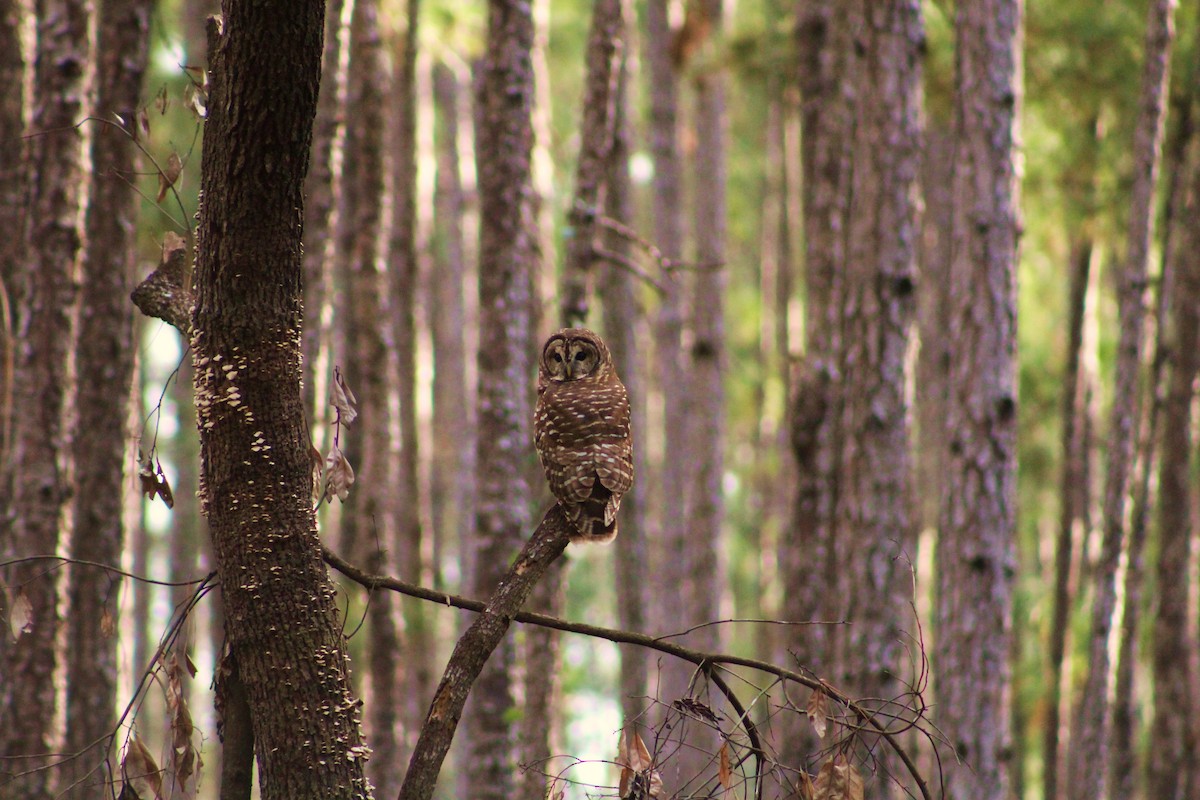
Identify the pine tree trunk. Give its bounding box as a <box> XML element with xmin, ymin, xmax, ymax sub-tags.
<box><xmin>1147</xmin><ymin>102</ymin><xmax>1200</xmax><ymax>800</ymax></box>
<box><xmin>63</xmin><ymin>0</ymin><xmax>151</xmax><ymax>792</ymax></box>
<box><xmin>464</xmin><ymin>0</ymin><xmax>537</xmax><ymax>795</ymax></box>
<box><xmin>1067</xmin><ymin>4</ymin><xmax>1174</xmax><ymax>798</ymax></box>
<box><xmin>934</xmin><ymin>1</ymin><xmax>1021</xmax><ymax>798</ymax></box>
<box><xmin>337</xmin><ymin>0</ymin><xmax>401</xmax><ymax>789</ymax></box>
<box><xmin>191</xmin><ymin>3</ymin><xmax>372</xmax><ymax>796</ymax></box>
<box><xmin>1</xmin><ymin>0</ymin><xmax>90</xmax><ymax>795</ymax></box>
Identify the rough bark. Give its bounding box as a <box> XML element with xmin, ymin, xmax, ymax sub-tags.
<box><xmin>934</xmin><ymin>1</ymin><xmax>1021</xmax><ymax>798</ymax></box>
<box><xmin>63</xmin><ymin>0</ymin><xmax>152</xmax><ymax>793</ymax></box>
<box><xmin>463</xmin><ymin>0</ymin><xmax>537</xmax><ymax>795</ymax></box>
<box><xmin>191</xmin><ymin>5</ymin><xmax>372</xmax><ymax>798</ymax></box>
<box><xmin>1146</xmin><ymin>104</ymin><xmax>1200</xmax><ymax>800</ymax></box>
<box><xmin>643</xmin><ymin>0</ymin><xmax>692</xmax><ymax>741</ymax></box>
<box><xmin>1067</xmin><ymin>3</ymin><xmax>1174</xmax><ymax>798</ymax></box>
<box><xmin>600</xmin><ymin>44</ymin><xmax>649</xmax><ymax>728</ymax></box>
<box><xmin>337</xmin><ymin>0</ymin><xmax>401</xmax><ymax>789</ymax></box>
<box><xmin>559</xmin><ymin>0</ymin><xmax>624</xmax><ymax>327</ymax></box>
<box><xmin>1</xmin><ymin>0</ymin><xmax>90</xmax><ymax>796</ymax></box>
<box><xmin>0</xmin><ymin>0</ymin><xmax>26</xmax><ymax>469</ymax></box>
<box><xmin>301</xmin><ymin>0</ymin><xmax>348</xmax><ymax>422</ymax></box>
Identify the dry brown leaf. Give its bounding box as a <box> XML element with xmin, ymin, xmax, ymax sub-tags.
<box><xmin>330</xmin><ymin>366</ymin><xmax>358</xmax><ymax>425</ymax></box>
<box><xmin>617</xmin><ymin>727</ymin><xmax>663</xmax><ymax>799</ymax></box>
<box><xmin>718</xmin><ymin>742</ymin><xmax>732</xmax><ymax>789</ymax></box>
<box><xmin>137</xmin><ymin>450</ymin><xmax>175</xmax><ymax>509</ymax></box>
<box><xmin>323</xmin><ymin>444</ymin><xmax>355</xmax><ymax>503</ymax></box>
<box><xmin>184</xmin><ymin>82</ymin><xmax>207</xmax><ymax>120</ymax></box>
<box><xmin>184</xmin><ymin>650</ymin><xmax>198</xmax><ymax>678</ymax></box>
<box><xmin>122</xmin><ymin>733</ymin><xmax>163</xmax><ymax>800</ymax></box>
<box><xmin>101</xmin><ymin>607</ymin><xmax>115</xmax><ymax>638</ymax></box>
<box><xmin>10</xmin><ymin>590</ymin><xmax>33</xmax><ymax>640</ymax></box>
<box><xmin>813</xmin><ymin>754</ymin><xmax>862</xmax><ymax>800</ymax></box>
<box><xmin>157</xmin><ymin>152</ymin><xmax>183</xmax><ymax>202</ymax></box>
<box><xmin>154</xmin><ymin>85</ymin><xmax>169</xmax><ymax>115</ymax></box>
<box><xmin>798</xmin><ymin>770</ymin><xmax>815</xmax><ymax>800</ymax></box>
<box><xmin>807</xmin><ymin>688</ymin><xmax>829</xmax><ymax>739</ymax></box>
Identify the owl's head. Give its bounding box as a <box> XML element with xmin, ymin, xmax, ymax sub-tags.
<box><xmin>540</xmin><ymin>328</ymin><xmax>611</xmax><ymax>383</ymax></box>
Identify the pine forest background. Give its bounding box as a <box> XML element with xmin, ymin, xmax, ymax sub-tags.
<box><xmin>1</xmin><ymin>0</ymin><xmax>1199</xmax><ymax>798</ymax></box>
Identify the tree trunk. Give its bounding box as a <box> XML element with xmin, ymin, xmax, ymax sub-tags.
<box><xmin>0</xmin><ymin>0</ymin><xmax>25</xmax><ymax>468</ymax></box>
<box><xmin>337</xmin><ymin>0</ymin><xmax>401</xmax><ymax>789</ymax></box>
<box><xmin>192</xmin><ymin>3</ymin><xmax>372</xmax><ymax>797</ymax></box>
<box><xmin>1067</xmin><ymin>4</ymin><xmax>1174</xmax><ymax>798</ymax></box>
<box><xmin>1146</xmin><ymin>98</ymin><xmax>1200</xmax><ymax>800</ymax></box>
<box><xmin>934</xmin><ymin>1</ymin><xmax>1021</xmax><ymax>799</ymax></box>
<box><xmin>1</xmin><ymin>0</ymin><xmax>90</xmax><ymax>796</ymax></box>
<box><xmin>464</xmin><ymin>0</ymin><xmax>537</xmax><ymax>795</ymax></box>
<box><xmin>63</xmin><ymin>0</ymin><xmax>151</xmax><ymax>793</ymax></box>
<box><xmin>301</xmin><ymin>0</ymin><xmax>349</xmax><ymax>424</ymax></box>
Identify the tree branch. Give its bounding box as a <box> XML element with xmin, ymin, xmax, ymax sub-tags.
<box><xmin>323</xmin><ymin>529</ymin><xmax>933</xmax><ymax>800</ymax></box>
<box><xmin>394</xmin><ymin>504</ymin><xmax>573</xmax><ymax>800</ymax></box>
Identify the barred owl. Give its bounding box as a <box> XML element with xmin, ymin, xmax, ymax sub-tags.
<box><xmin>535</xmin><ymin>328</ymin><xmax>634</xmax><ymax>543</ymax></box>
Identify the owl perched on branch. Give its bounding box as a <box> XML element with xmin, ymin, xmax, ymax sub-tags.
<box><xmin>535</xmin><ymin>328</ymin><xmax>634</xmax><ymax>543</ymax></box>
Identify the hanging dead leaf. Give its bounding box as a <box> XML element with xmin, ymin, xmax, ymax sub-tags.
<box><xmin>617</xmin><ymin>727</ymin><xmax>663</xmax><ymax>799</ymax></box>
<box><xmin>137</xmin><ymin>108</ymin><xmax>150</xmax><ymax>140</ymax></box>
<box><xmin>330</xmin><ymin>366</ymin><xmax>358</xmax><ymax>425</ymax></box>
<box><xmin>137</xmin><ymin>450</ymin><xmax>175</xmax><ymax>509</ymax></box>
<box><xmin>10</xmin><ymin>590</ymin><xmax>33</xmax><ymax>640</ymax></box>
<box><xmin>813</xmin><ymin>754</ymin><xmax>862</xmax><ymax>800</ymax></box>
<box><xmin>323</xmin><ymin>444</ymin><xmax>355</xmax><ymax>503</ymax></box>
<box><xmin>798</xmin><ymin>770</ymin><xmax>815</xmax><ymax>800</ymax></box>
<box><xmin>154</xmin><ymin>85</ymin><xmax>169</xmax><ymax>115</ymax></box>
<box><xmin>184</xmin><ymin>82</ymin><xmax>207</xmax><ymax>120</ymax></box>
<box><xmin>807</xmin><ymin>688</ymin><xmax>829</xmax><ymax>739</ymax></box>
<box><xmin>157</xmin><ymin>152</ymin><xmax>183</xmax><ymax>202</ymax></box>
<box><xmin>718</xmin><ymin>742</ymin><xmax>732</xmax><ymax>789</ymax></box>
<box><xmin>122</xmin><ymin>734</ymin><xmax>163</xmax><ymax>800</ymax></box>
<box><xmin>184</xmin><ymin>650</ymin><xmax>198</xmax><ymax>678</ymax></box>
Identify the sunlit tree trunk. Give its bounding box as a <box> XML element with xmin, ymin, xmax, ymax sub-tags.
<box><xmin>934</xmin><ymin>1</ymin><xmax>1021</xmax><ymax>799</ymax></box>
<box><xmin>63</xmin><ymin>0</ymin><xmax>151</xmax><ymax>793</ymax></box>
<box><xmin>1</xmin><ymin>0</ymin><xmax>91</xmax><ymax>796</ymax></box>
<box><xmin>464</xmin><ymin>0</ymin><xmax>537</xmax><ymax>795</ymax></box>
<box><xmin>1067</xmin><ymin>4</ymin><xmax>1174</xmax><ymax>799</ymax></box>
<box><xmin>338</xmin><ymin>0</ymin><xmax>401</xmax><ymax>789</ymax></box>
<box><xmin>191</xmin><ymin>1</ymin><xmax>373</xmax><ymax>795</ymax></box>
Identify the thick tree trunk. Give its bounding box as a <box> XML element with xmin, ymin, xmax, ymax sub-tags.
<box><xmin>934</xmin><ymin>1</ymin><xmax>1021</xmax><ymax>799</ymax></box>
<box><xmin>464</xmin><ymin>0</ymin><xmax>537</xmax><ymax>795</ymax></box>
<box><xmin>1067</xmin><ymin>4</ymin><xmax>1174</xmax><ymax>799</ymax></box>
<box><xmin>63</xmin><ymin>0</ymin><xmax>152</xmax><ymax>793</ymax></box>
<box><xmin>1</xmin><ymin>1</ymin><xmax>90</xmax><ymax>796</ymax></box>
<box><xmin>192</xmin><ymin>4</ymin><xmax>372</xmax><ymax>797</ymax></box>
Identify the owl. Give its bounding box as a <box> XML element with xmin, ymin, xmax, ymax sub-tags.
<box><xmin>535</xmin><ymin>328</ymin><xmax>634</xmax><ymax>543</ymax></box>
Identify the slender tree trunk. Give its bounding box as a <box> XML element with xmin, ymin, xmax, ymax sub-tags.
<box><xmin>0</xmin><ymin>0</ymin><xmax>26</xmax><ymax>473</ymax></box>
<box><xmin>1068</xmin><ymin>4</ymin><xmax>1175</xmax><ymax>798</ymax></box>
<box><xmin>63</xmin><ymin>0</ymin><xmax>151</xmax><ymax>793</ymax></box>
<box><xmin>302</xmin><ymin>0</ymin><xmax>349</xmax><ymax>424</ymax></box>
<box><xmin>191</xmin><ymin>3</ymin><xmax>373</xmax><ymax>796</ymax></box>
<box><xmin>465</xmin><ymin>0</ymin><xmax>537</xmax><ymax>795</ymax></box>
<box><xmin>337</xmin><ymin>0</ymin><xmax>401</xmax><ymax>789</ymax></box>
<box><xmin>1146</xmin><ymin>101</ymin><xmax>1200</xmax><ymax>800</ymax></box>
<box><xmin>601</xmin><ymin>35</ymin><xmax>649</xmax><ymax>728</ymax></box>
<box><xmin>934</xmin><ymin>1</ymin><xmax>1021</xmax><ymax>799</ymax></box>
<box><xmin>429</xmin><ymin>59</ymin><xmax>473</xmax><ymax>591</ymax></box>
<box><xmin>1</xmin><ymin>0</ymin><xmax>91</xmax><ymax>796</ymax></box>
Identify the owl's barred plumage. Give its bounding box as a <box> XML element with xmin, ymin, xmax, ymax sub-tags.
<box><xmin>535</xmin><ymin>328</ymin><xmax>633</xmax><ymax>543</ymax></box>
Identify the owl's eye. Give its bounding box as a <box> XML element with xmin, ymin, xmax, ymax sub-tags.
<box><xmin>551</xmin><ymin>352</ymin><xmax>563</xmax><ymax>363</ymax></box>
<box><xmin>574</xmin><ymin>351</ymin><xmax>589</xmax><ymax>362</ymax></box>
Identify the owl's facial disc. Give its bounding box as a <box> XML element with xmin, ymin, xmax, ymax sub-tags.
<box><xmin>566</xmin><ymin>341</ymin><xmax>598</xmax><ymax>379</ymax></box>
<box><xmin>544</xmin><ymin>339</ymin><xmax>570</xmax><ymax>380</ymax></box>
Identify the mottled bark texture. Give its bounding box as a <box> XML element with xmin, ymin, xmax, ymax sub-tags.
<box><xmin>0</xmin><ymin>0</ymin><xmax>25</xmax><ymax>468</ymax></box>
<box><xmin>463</xmin><ymin>0</ymin><xmax>537</xmax><ymax>796</ymax></box>
<box><xmin>1</xmin><ymin>0</ymin><xmax>90</xmax><ymax>797</ymax></box>
<box><xmin>64</xmin><ymin>0</ymin><xmax>152</xmax><ymax>793</ymax></box>
<box><xmin>337</xmin><ymin>0</ymin><xmax>401</xmax><ymax>789</ymax></box>
<box><xmin>933</xmin><ymin>1</ymin><xmax>1021</xmax><ymax>799</ymax></box>
<box><xmin>1147</xmin><ymin>98</ymin><xmax>1200</xmax><ymax>800</ymax></box>
<box><xmin>784</xmin><ymin>4</ymin><xmax>923</xmax><ymax>789</ymax></box>
<box><xmin>1067</xmin><ymin>3</ymin><xmax>1174</xmax><ymax>799</ymax></box>
<box><xmin>560</xmin><ymin>0</ymin><xmax>624</xmax><ymax>326</ymax></box>
<box><xmin>191</xmin><ymin>5</ymin><xmax>373</xmax><ymax>798</ymax></box>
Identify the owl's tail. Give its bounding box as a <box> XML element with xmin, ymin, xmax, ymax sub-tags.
<box><xmin>566</xmin><ymin>487</ymin><xmax>619</xmax><ymax>543</ymax></box>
